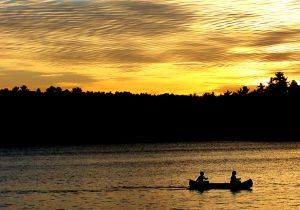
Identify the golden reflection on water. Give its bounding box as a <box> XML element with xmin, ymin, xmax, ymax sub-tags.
<box><xmin>0</xmin><ymin>142</ymin><xmax>299</xmax><ymax>209</ymax></box>
<box><xmin>1</xmin><ymin>0</ymin><xmax>300</xmax><ymax>93</ymax></box>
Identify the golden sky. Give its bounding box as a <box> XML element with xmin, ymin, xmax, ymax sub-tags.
<box><xmin>1</xmin><ymin>0</ymin><xmax>300</xmax><ymax>94</ymax></box>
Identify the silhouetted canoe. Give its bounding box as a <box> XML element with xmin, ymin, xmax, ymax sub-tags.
<box><xmin>189</xmin><ymin>179</ymin><xmax>253</xmax><ymax>191</ymax></box>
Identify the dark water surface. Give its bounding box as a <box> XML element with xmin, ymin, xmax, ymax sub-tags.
<box><xmin>0</xmin><ymin>142</ymin><xmax>299</xmax><ymax>209</ymax></box>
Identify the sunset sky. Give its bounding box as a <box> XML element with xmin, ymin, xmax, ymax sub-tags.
<box><xmin>1</xmin><ymin>0</ymin><xmax>300</xmax><ymax>94</ymax></box>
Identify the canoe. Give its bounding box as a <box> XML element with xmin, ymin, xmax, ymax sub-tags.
<box><xmin>189</xmin><ymin>179</ymin><xmax>253</xmax><ymax>191</ymax></box>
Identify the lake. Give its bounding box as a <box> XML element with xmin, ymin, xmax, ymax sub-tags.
<box><xmin>0</xmin><ymin>141</ymin><xmax>299</xmax><ymax>209</ymax></box>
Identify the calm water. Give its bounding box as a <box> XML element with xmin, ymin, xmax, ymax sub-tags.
<box><xmin>0</xmin><ymin>142</ymin><xmax>299</xmax><ymax>209</ymax></box>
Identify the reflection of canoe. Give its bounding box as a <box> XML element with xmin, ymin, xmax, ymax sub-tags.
<box><xmin>189</xmin><ymin>179</ymin><xmax>253</xmax><ymax>191</ymax></box>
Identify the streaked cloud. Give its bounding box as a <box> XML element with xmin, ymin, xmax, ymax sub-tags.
<box><xmin>0</xmin><ymin>70</ymin><xmax>97</xmax><ymax>89</ymax></box>
<box><xmin>250</xmin><ymin>28</ymin><xmax>300</xmax><ymax>47</ymax></box>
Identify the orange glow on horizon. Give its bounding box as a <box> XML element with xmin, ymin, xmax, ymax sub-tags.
<box><xmin>1</xmin><ymin>0</ymin><xmax>300</xmax><ymax>94</ymax></box>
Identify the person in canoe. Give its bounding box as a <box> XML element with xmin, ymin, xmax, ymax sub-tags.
<box><xmin>230</xmin><ymin>171</ymin><xmax>241</xmax><ymax>185</ymax></box>
<box><xmin>196</xmin><ymin>171</ymin><xmax>209</xmax><ymax>183</ymax></box>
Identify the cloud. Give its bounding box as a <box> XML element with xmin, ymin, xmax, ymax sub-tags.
<box><xmin>2</xmin><ymin>0</ymin><xmax>299</xmax><ymax>66</ymax></box>
<box><xmin>279</xmin><ymin>64</ymin><xmax>300</xmax><ymax>78</ymax></box>
<box><xmin>1</xmin><ymin>0</ymin><xmax>300</xmax><ymax>95</ymax></box>
<box><xmin>261</xmin><ymin>52</ymin><xmax>295</xmax><ymax>62</ymax></box>
<box><xmin>0</xmin><ymin>70</ymin><xmax>97</xmax><ymax>88</ymax></box>
<box><xmin>0</xmin><ymin>0</ymin><xmax>194</xmax><ymax>36</ymax></box>
<box><xmin>165</xmin><ymin>47</ymin><xmax>228</xmax><ymax>63</ymax></box>
<box><xmin>0</xmin><ymin>0</ymin><xmax>198</xmax><ymax>64</ymax></box>
<box><xmin>251</xmin><ymin>28</ymin><xmax>300</xmax><ymax>47</ymax></box>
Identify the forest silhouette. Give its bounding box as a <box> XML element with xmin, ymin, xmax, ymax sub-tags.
<box><xmin>1</xmin><ymin>72</ymin><xmax>299</xmax><ymax>146</ymax></box>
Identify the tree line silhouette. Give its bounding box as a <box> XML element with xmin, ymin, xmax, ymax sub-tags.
<box><xmin>1</xmin><ymin>72</ymin><xmax>300</xmax><ymax>97</ymax></box>
<box><xmin>1</xmin><ymin>72</ymin><xmax>299</xmax><ymax>146</ymax></box>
